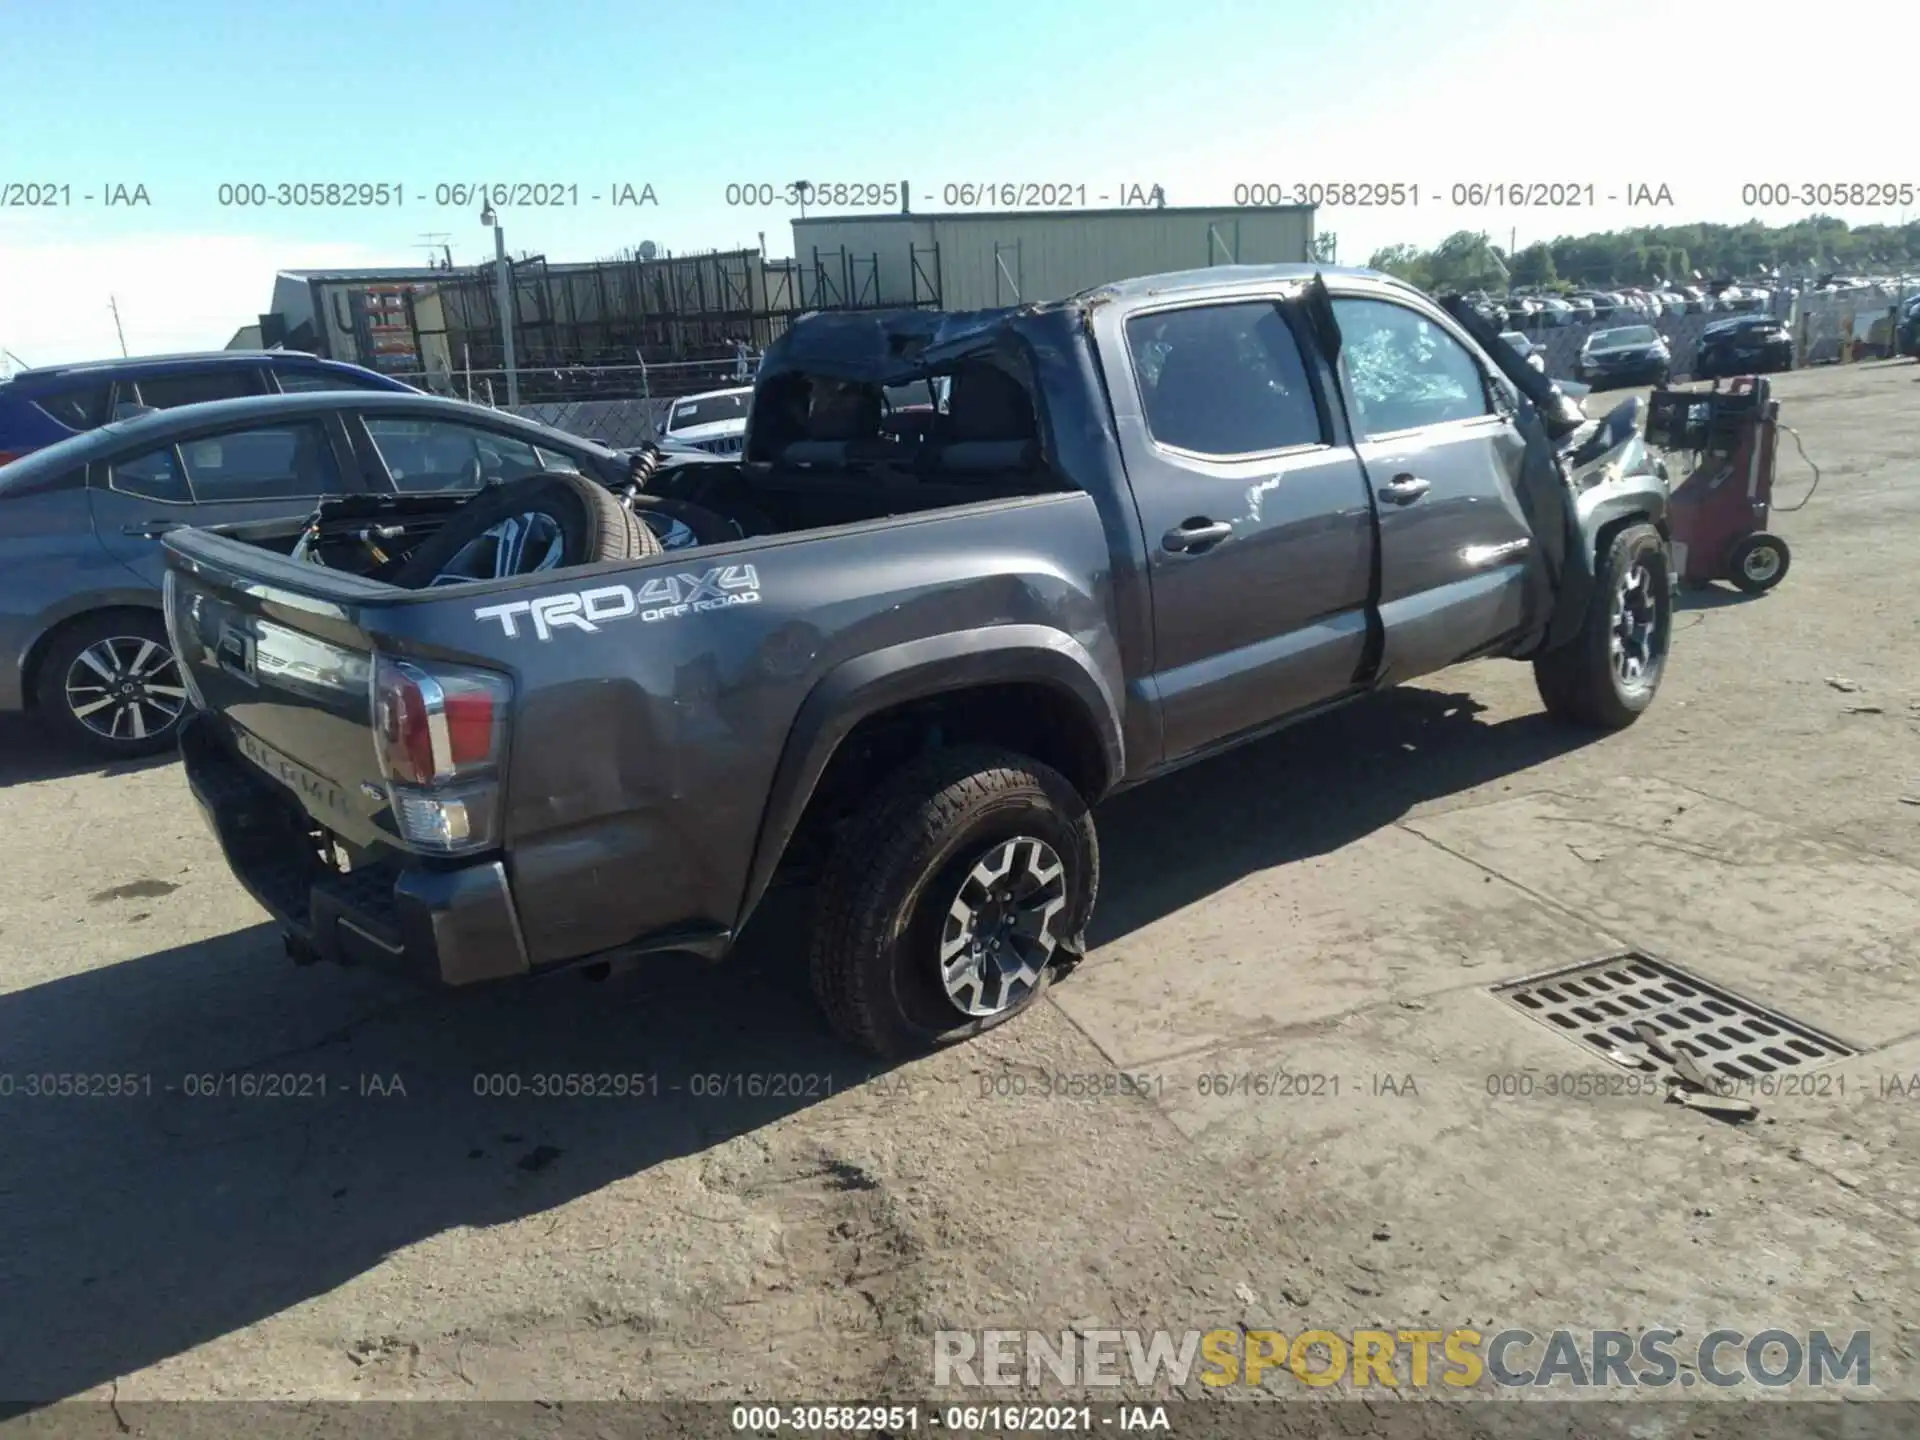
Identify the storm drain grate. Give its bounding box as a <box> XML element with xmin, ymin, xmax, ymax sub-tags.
<box><xmin>1493</xmin><ymin>952</ymin><xmax>1856</xmax><ymax>1080</ymax></box>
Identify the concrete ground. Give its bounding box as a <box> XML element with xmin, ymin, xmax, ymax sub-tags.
<box><xmin>1</xmin><ymin>360</ymin><xmax>1916</xmax><ymax>1422</ymax></box>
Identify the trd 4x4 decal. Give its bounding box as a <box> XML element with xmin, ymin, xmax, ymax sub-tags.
<box><xmin>474</xmin><ymin>564</ymin><xmax>761</xmax><ymax>641</ymax></box>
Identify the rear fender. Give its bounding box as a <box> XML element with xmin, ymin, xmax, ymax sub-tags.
<box><xmin>735</xmin><ymin>626</ymin><xmax>1124</xmax><ymax>928</ymax></box>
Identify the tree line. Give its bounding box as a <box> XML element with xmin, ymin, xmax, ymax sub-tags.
<box><xmin>1366</xmin><ymin>217</ymin><xmax>1920</xmax><ymax>292</ymax></box>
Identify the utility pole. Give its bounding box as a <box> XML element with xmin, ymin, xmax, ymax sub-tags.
<box><xmin>418</xmin><ymin>232</ymin><xmax>455</xmax><ymax>270</ymax></box>
<box><xmin>480</xmin><ymin>206</ymin><xmax>518</xmax><ymax>406</ymax></box>
<box><xmin>109</xmin><ymin>296</ymin><xmax>129</xmax><ymax>356</ymax></box>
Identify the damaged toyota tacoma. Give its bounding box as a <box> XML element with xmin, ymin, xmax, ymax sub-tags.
<box><xmin>163</xmin><ymin>265</ymin><xmax>1673</xmax><ymax>1057</ymax></box>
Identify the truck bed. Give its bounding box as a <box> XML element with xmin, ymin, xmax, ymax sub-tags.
<box><xmin>163</xmin><ymin>481</ymin><xmax>1121</xmax><ymax>982</ymax></box>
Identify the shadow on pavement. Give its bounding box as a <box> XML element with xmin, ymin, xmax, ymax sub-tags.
<box><xmin>0</xmin><ymin>681</ymin><xmax>1596</xmax><ymax>1406</ymax></box>
<box><xmin>0</xmin><ymin>884</ymin><xmax>879</xmax><ymax>1407</ymax></box>
<box><xmin>1090</xmin><ymin>683</ymin><xmax>1598</xmax><ymax>944</ymax></box>
<box><xmin>0</xmin><ymin>716</ymin><xmax>176</xmax><ymax>791</ymax></box>
<box><xmin>1675</xmin><ymin>584</ymin><xmax>1765</xmax><ymax>611</ymax></box>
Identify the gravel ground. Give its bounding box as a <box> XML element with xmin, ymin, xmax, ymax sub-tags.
<box><xmin>1</xmin><ymin>359</ymin><xmax>1916</xmax><ymax>1425</ymax></box>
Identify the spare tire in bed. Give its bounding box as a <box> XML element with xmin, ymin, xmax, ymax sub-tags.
<box><xmin>393</xmin><ymin>472</ymin><xmax>659</xmax><ymax>589</ymax></box>
<box><xmin>626</xmin><ymin>494</ymin><xmax>753</xmax><ymax>551</ymax></box>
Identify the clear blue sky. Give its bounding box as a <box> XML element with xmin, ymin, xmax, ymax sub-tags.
<box><xmin>2</xmin><ymin>0</ymin><xmax>1912</xmax><ymax>362</ymax></box>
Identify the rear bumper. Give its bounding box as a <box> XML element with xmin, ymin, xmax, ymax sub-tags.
<box><xmin>1578</xmin><ymin>359</ymin><xmax>1668</xmax><ymax>385</ymax></box>
<box><xmin>180</xmin><ymin>711</ymin><xmax>530</xmax><ymax>986</ymax></box>
<box><xmin>1699</xmin><ymin>349</ymin><xmax>1793</xmax><ymax>374</ymax></box>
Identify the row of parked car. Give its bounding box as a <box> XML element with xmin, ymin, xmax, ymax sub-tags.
<box><xmin>1494</xmin><ymin>311</ymin><xmax>1798</xmax><ymax>390</ymax></box>
<box><xmin>1471</xmin><ymin>284</ymin><xmax>1778</xmax><ymax>331</ymax></box>
<box><xmin>0</xmin><ymin>349</ymin><xmax>761</xmax><ymax>757</ymax></box>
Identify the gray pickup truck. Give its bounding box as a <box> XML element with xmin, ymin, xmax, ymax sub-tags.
<box><xmin>164</xmin><ymin>264</ymin><xmax>1672</xmax><ymax>1056</ymax></box>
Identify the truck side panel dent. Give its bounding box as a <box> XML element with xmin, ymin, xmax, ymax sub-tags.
<box><xmin>736</xmin><ymin>627</ymin><xmax>1125</xmax><ymax>930</ymax></box>
<box><xmin>490</xmin><ymin>492</ymin><xmax>1119</xmax><ymax>968</ymax></box>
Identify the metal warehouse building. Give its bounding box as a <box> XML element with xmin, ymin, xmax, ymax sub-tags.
<box><xmin>788</xmin><ymin>205</ymin><xmax>1316</xmax><ymax>312</ymax></box>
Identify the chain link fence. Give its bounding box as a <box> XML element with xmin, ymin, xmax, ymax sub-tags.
<box><xmin>508</xmin><ymin>398</ymin><xmax>673</xmax><ymax>449</ymax></box>
<box><xmin>390</xmin><ymin>357</ymin><xmax>754</xmax><ymax>449</ymax></box>
<box><xmin>393</xmin><ymin>355</ymin><xmax>756</xmax><ymax>406</ymax></box>
<box><xmin>1521</xmin><ymin>287</ymin><xmax>1911</xmax><ymax>381</ymax></box>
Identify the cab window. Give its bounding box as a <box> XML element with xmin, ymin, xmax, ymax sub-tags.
<box><xmin>1332</xmin><ymin>298</ymin><xmax>1493</xmax><ymax>438</ymax></box>
<box><xmin>1125</xmin><ymin>301</ymin><xmax>1324</xmax><ymax>457</ymax></box>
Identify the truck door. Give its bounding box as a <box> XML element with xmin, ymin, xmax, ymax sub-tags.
<box><xmin>1105</xmin><ymin>295</ymin><xmax>1376</xmax><ymax>765</ymax></box>
<box><xmin>1324</xmin><ymin>291</ymin><xmax>1543</xmax><ymax>683</ymax></box>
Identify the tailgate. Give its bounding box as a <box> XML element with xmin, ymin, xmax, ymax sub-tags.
<box><xmin>163</xmin><ymin>528</ymin><xmax>411</xmax><ymax>849</ymax></box>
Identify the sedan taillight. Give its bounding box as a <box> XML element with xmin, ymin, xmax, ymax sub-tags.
<box><xmin>372</xmin><ymin>655</ymin><xmax>512</xmax><ymax>853</ymax></box>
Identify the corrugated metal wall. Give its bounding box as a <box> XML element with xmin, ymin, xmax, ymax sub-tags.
<box><xmin>790</xmin><ymin>207</ymin><xmax>1315</xmax><ymax>311</ymax></box>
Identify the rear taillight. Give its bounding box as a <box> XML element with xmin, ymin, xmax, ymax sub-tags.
<box><xmin>372</xmin><ymin>655</ymin><xmax>512</xmax><ymax>854</ymax></box>
<box><xmin>160</xmin><ymin>572</ymin><xmax>206</xmax><ymax>710</ymax></box>
<box><xmin>0</xmin><ymin>451</ymin><xmax>23</xmax><ymax>467</ymax></box>
<box><xmin>374</xmin><ymin>656</ymin><xmax>507</xmax><ymax>784</ymax></box>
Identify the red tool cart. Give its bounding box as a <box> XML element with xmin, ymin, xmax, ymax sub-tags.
<box><xmin>1646</xmin><ymin>377</ymin><xmax>1804</xmax><ymax>594</ymax></box>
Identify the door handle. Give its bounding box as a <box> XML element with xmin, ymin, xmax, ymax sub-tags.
<box><xmin>1162</xmin><ymin>518</ymin><xmax>1234</xmax><ymax>554</ymax></box>
<box><xmin>1378</xmin><ymin>474</ymin><xmax>1431</xmax><ymax>505</ymax></box>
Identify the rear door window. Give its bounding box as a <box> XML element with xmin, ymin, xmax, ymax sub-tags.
<box><xmin>131</xmin><ymin>369</ymin><xmax>267</xmax><ymax>409</ymax></box>
<box><xmin>363</xmin><ymin>417</ymin><xmax>575</xmax><ymax>493</ymax></box>
<box><xmin>31</xmin><ymin>382</ymin><xmax>114</xmax><ymax>431</ymax></box>
<box><xmin>275</xmin><ymin>367</ymin><xmax>387</xmax><ymax>393</ymax></box>
<box><xmin>177</xmin><ymin>421</ymin><xmax>341</xmax><ymax>502</ymax></box>
<box><xmin>1125</xmin><ymin>301</ymin><xmax>1325</xmax><ymax>457</ymax></box>
<box><xmin>109</xmin><ymin>446</ymin><xmax>193</xmax><ymax>504</ymax></box>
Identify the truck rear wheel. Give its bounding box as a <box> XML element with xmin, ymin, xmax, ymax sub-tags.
<box><xmin>809</xmin><ymin>745</ymin><xmax>1099</xmax><ymax>1058</ymax></box>
<box><xmin>1533</xmin><ymin>521</ymin><xmax>1671</xmax><ymax>730</ymax></box>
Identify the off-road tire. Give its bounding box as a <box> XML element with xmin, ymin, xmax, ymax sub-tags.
<box><xmin>1533</xmin><ymin>522</ymin><xmax>1671</xmax><ymax>730</ymax></box>
<box><xmin>392</xmin><ymin>472</ymin><xmax>657</xmax><ymax>589</ymax></box>
<box><xmin>809</xmin><ymin>745</ymin><xmax>1099</xmax><ymax>1058</ymax></box>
